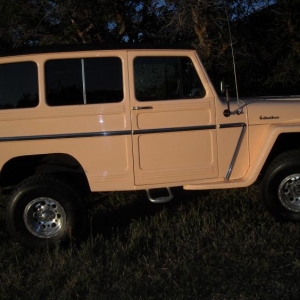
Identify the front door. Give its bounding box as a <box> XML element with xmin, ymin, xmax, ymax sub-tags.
<box><xmin>128</xmin><ymin>51</ymin><xmax>218</xmax><ymax>186</ymax></box>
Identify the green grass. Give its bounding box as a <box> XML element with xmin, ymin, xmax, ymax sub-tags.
<box><xmin>1</xmin><ymin>187</ymin><xmax>300</xmax><ymax>299</ymax></box>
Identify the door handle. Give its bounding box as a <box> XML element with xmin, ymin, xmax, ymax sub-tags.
<box><xmin>132</xmin><ymin>106</ymin><xmax>153</xmax><ymax>110</ymax></box>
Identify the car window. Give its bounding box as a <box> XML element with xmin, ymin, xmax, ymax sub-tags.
<box><xmin>46</xmin><ymin>57</ymin><xmax>123</xmax><ymax>106</ymax></box>
<box><xmin>0</xmin><ymin>62</ymin><xmax>38</xmax><ymax>109</ymax></box>
<box><xmin>134</xmin><ymin>56</ymin><xmax>205</xmax><ymax>101</ymax></box>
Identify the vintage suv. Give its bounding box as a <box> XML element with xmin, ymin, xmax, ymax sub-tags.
<box><xmin>0</xmin><ymin>44</ymin><xmax>300</xmax><ymax>248</ymax></box>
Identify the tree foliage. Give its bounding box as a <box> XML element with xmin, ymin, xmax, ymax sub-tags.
<box><xmin>0</xmin><ymin>0</ymin><xmax>299</xmax><ymax>96</ymax></box>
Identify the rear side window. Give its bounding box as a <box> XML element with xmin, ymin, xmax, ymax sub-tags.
<box><xmin>46</xmin><ymin>57</ymin><xmax>123</xmax><ymax>106</ymax></box>
<box><xmin>134</xmin><ymin>56</ymin><xmax>205</xmax><ymax>101</ymax></box>
<box><xmin>0</xmin><ymin>62</ymin><xmax>38</xmax><ymax>109</ymax></box>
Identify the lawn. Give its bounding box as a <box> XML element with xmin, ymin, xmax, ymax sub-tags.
<box><xmin>1</xmin><ymin>187</ymin><xmax>300</xmax><ymax>299</ymax></box>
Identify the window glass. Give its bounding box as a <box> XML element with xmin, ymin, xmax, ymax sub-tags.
<box><xmin>46</xmin><ymin>57</ymin><xmax>123</xmax><ymax>106</ymax></box>
<box><xmin>0</xmin><ymin>62</ymin><xmax>38</xmax><ymax>109</ymax></box>
<box><xmin>134</xmin><ymin>57</ymin><xmax>205</xmax><ymax>101</ymax></box>
<box><xmin>46</xmin><ymin>59</ymin><xmax>83</xmax><ymax>106</ymax></box>
<box><xmin>85</xmin><ymin>58</ymin><xmax>123</xmax><ymax>104</ymax></box>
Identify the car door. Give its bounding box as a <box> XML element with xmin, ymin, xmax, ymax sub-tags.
<box><xmin>128</xmin><ymin>50</ymin><xmax>218</xmax><ymax>186</ymax></box>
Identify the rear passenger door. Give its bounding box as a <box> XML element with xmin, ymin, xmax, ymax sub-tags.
<box><xmin>128</xmin><ymin>51</ymin><xmax>218</xmax><ymax>186</ymax></box>
<box><xmin>43</xmin><ymin>53</ymin><xmax>132</xmax><ymax>191</ymax></box>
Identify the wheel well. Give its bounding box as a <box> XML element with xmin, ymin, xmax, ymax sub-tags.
<box><xmin>0</xmin><ymin>153</ymin><xmax>90</xmax><ymax>193</ymax></box>
<box><xmin>259</xmin><ymin>132</ymin><xmax>300</xmax><ymax>178</ymax></box>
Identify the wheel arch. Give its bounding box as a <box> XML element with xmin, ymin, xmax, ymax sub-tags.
<box><xmin>0</xmin><ymin>153</ymin><xmax>90</xmax><ymax>193</ymax></box>
<box><xmin>258</xmin><ymin>132</ymin><xmax>300</xmax><ymax>182</ymax></box>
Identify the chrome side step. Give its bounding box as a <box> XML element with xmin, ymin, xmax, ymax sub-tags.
<box><xmin>146</xmin><ymin>187</ymin><xmax>173</xmax><ymax>203</ymax></box>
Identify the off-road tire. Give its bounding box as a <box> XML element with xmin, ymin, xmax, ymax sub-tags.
<box><xmin>6</xmin><ymin>174</ymin><xmax>86</xmax><ymax>248</ymax></box>
<box><xmin>260</xmin><ymin>150</ymin><xmax>300</xmax><ymax>221</ymax></box>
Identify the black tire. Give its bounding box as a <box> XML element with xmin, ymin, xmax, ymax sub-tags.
<box><xmin>6</xmin><ymin>174</ymin><xmax>86</xmax><ymax>249</ymax></box>
<box><xmin>260</xmin><ymin>150</ymin><xmax>300</xmax><ymax>221</ymax></box>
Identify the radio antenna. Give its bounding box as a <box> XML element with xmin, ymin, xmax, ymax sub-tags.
<box><xmin>224</xmin><ymin>4</ymin><xmax>240</xmax><ymax>109</ymax></box>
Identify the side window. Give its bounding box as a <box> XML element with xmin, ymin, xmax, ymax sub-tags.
<box><xmin>0</xmin><ymin>62</ymin><xmax>38</xmax><ymax>110</ymax></box>
<box><xmin>46</xmin><ymin>57</ymin><xmax>123</xmax><ymax>106</ymax></box>
<box><xmin>45</xmin><ymin>59</ymin><xmax>82</xmax><ymax>106</ymax></box>
<box><xmin>134</xmin><ymin>56</ymin><xmax>205</xmax><ymax>101</ymax></box>
<box><xmin>84</xmin><ymin>58</ymin><xmax>123</xmax><ymax>104</ymax></box>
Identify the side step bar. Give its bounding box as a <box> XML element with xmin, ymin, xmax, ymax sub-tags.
<box><xmin>146</xmin><ymin>187</ymin><xmax>173</xmax><ymax>203</ymax></box>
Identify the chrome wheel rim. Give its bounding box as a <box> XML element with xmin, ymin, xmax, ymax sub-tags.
<box><xmin>278</xmin><ymin>174</ymin><xmax>300</xmax><ymax>212</ymax></box>
<box><xmin>24</xmin><ymin>198</ymin><xmax>66</xmax><ymax>238</ymax></box>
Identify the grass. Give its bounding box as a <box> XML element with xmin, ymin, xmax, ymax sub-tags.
<box><xmin>1</xmin><ymin>187</ymin><xmax>300</xmax><ymax>299</ymax></box>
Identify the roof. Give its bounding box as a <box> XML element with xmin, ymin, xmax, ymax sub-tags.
<box><xmin>0</xmin><ymin>43</ymin><xmax>195</xmax><ymax>57</ymax></box>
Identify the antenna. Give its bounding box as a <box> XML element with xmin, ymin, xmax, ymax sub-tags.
<box><xmin>223</xmin><ymin>4</ymin><xmax>243</xmax><ymax>116</ymax></box>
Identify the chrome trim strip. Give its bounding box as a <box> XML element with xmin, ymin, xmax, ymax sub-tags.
<box><xmin>133</xmin><ymin>125</ymin><xmax>216</xmax><ymax>135</ymax></box>
<box><xmin>0</xmin><ymin>131</ymin><xmax>132</xmax><ymax>142</ymax></box>
<box><xmin>220</xmin><ymin>123</ymin><xmax>247</xmax><ymax>180</ymax></box>
<box><xmin>0</xmin><ymin>125</ymin><xmax>217</xmax><ymax>142</ymax></box>
<box><xmin>81</xmin><ymin>59</ymin><xmax>87</xmax><ymax>104</ymax></box>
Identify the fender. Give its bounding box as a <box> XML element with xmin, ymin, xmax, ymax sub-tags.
<box><xmin>184</xmin><ymin>123</ymin><xmax>300</xmax><ymax>190</ymax></box>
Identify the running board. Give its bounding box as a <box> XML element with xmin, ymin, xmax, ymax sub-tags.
<box><xmin>146</xmin><ymin>187</ymin><xmax>173</xmax><ymax>203</ymax></box>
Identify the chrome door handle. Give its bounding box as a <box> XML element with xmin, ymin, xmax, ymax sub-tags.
<box><xmin>132</xmin><ymin>106</ymin><xmax>153</xmax><ymax>110</ymax></box>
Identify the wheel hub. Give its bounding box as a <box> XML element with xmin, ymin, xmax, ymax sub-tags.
<box><xmin>41</xmin><ymin>210</ymin><xmax>56</xmax><ymax>221</ymax></box>
<box><xmin>278</xmin><ymin>174</ymin><xmax>300</xmax><ymax>212</ymax></box>
<box><xmin>24</xmin><ymin>197</ymin><xmax>66</xmax><ymax>238</ymax></box>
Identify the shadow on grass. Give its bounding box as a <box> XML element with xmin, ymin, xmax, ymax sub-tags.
<box><xmin>87</xmin><ymin>187</ymin><xmax>209</xmax><ymax>238</ymax></box>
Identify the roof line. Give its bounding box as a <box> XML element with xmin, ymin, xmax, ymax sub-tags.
<box><xmin>0</xmin><ymin>43</ymin><xmax>195</xmax><ymax>57</ymax></box>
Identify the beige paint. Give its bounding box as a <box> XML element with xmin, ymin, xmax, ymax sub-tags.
<box><xmin>0</xmin><ymin>48</ymin><xmax>299</xmax><ymax>192</ymax></box>
<box><xmin>0</xmin><ymin>50</ymin><xmax>134</xmax><ymax>191</ymax></box>
<box><xmin>128</xmin><ymin>50</ymin><xmax>218</xmax><ymax>186</ymax></box>
<box><xmin>185</xmin><ymin>98</ymin><xmax>300</xmax><ymax>190</ymax></box>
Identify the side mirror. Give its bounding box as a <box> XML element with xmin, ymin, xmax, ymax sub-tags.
<box><xmin>220</xmin><ymin>81</ymin><xmax>225</xmax><ymax>94</ymax></box>
<box><xmin>220</xmin><ymin>81</ymin><xmax>229</xmax><ymax>94</ymax></box>
<box><xmin>220</xmin><ymin>81</ymin><xmax>231</xmax><ymax>117</ymax></box>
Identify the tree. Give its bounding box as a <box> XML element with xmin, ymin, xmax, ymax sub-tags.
<box><xmin>1</xmin><ymin>0</ymin><xmax>299</xmax><ymax>95</ymax></box>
